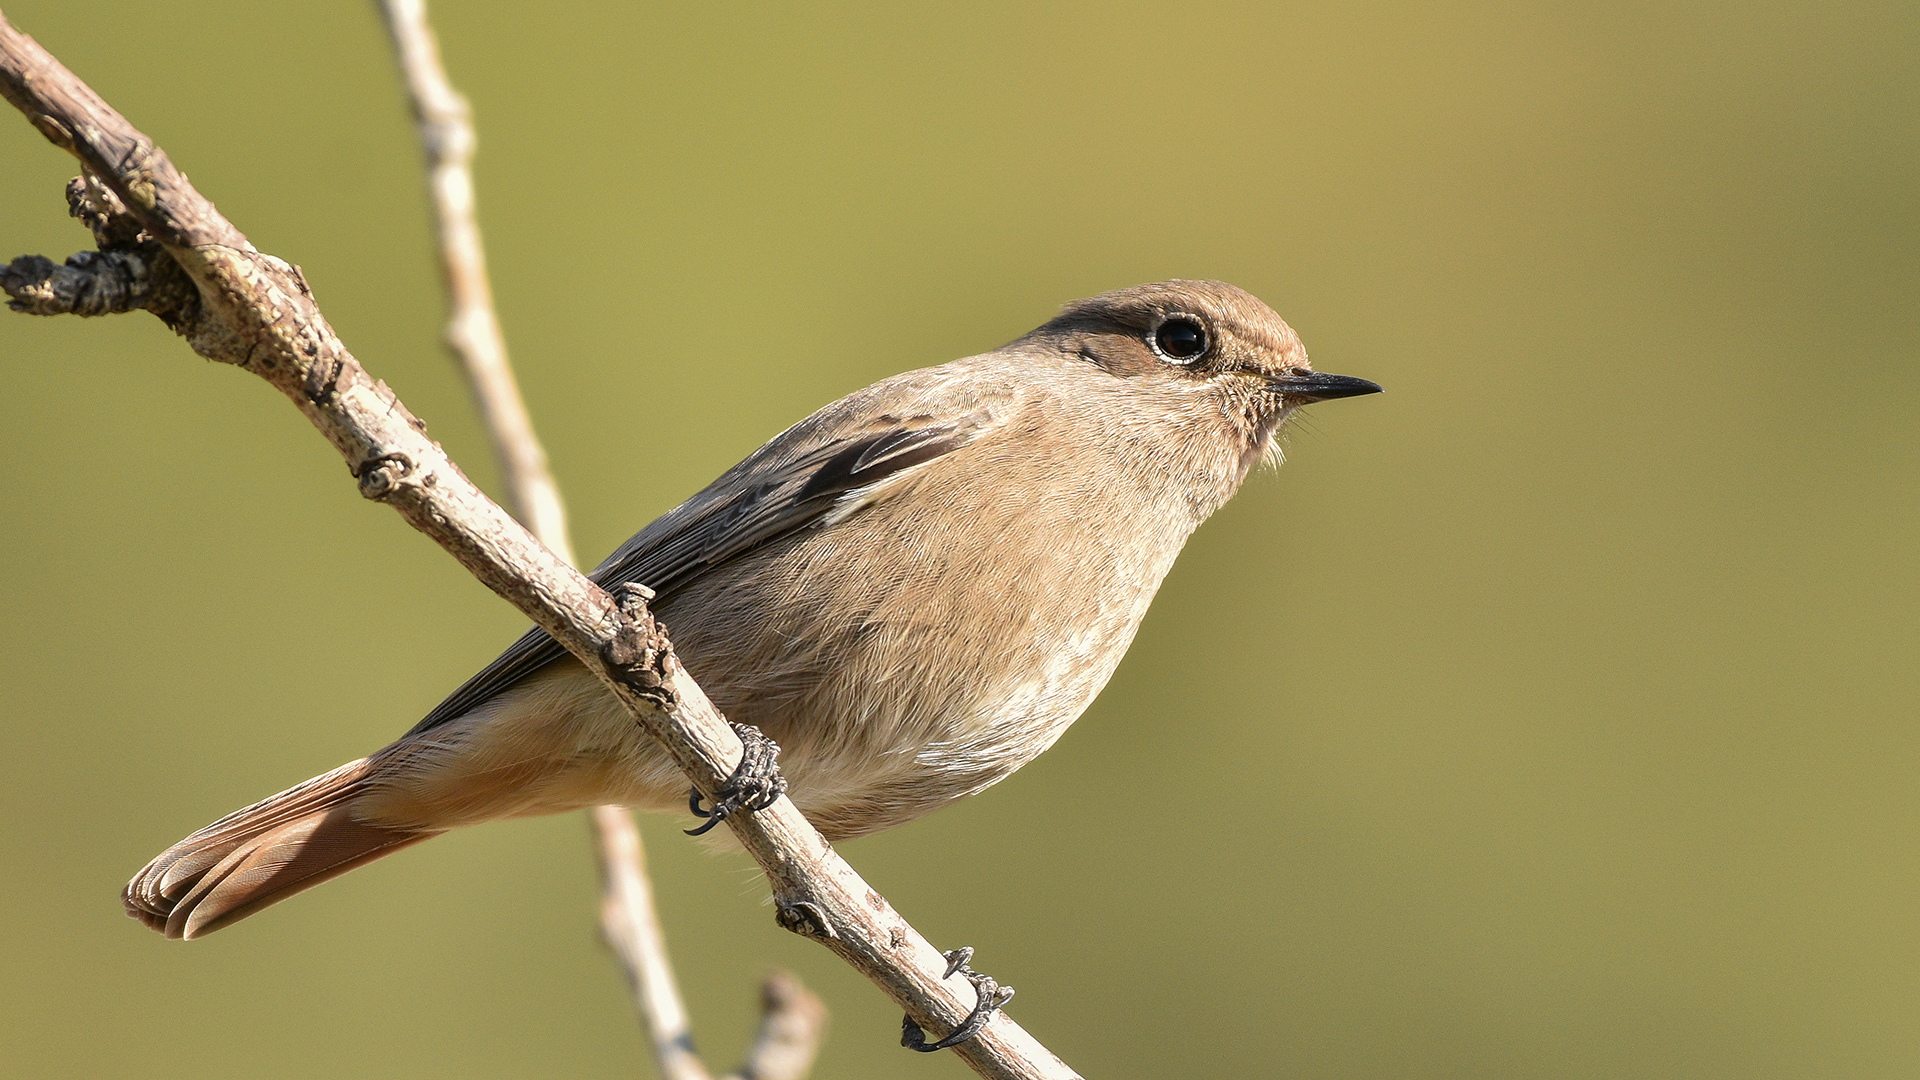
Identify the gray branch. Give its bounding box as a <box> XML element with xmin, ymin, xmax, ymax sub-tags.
<box><xmin>0</xmin><ymin>10</ymin><xmax>1076</xmax><ymax>1080</ymax></box>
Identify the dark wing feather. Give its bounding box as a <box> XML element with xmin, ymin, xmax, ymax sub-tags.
<box><xmin>406</xmin><ymin>396</ymin><xmax>1000</xmax><ymax>736</ymax></box>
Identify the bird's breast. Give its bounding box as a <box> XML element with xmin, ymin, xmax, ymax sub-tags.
<box><xmin>655</xmin><ymin>436</ymin><xmax>1204</xmax><ymax>835</ymax></box>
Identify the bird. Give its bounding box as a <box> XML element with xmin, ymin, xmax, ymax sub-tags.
<box><xmin>125</xmin><ymin>279</ymin><xmax>1381</xmax><ymax>940</ymax></box>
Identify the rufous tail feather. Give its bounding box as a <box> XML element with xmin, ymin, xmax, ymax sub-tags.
<box><xmin>124</xmin><ymin>758</ymin><xmax>435</xmax><ymax>939</ymax></box>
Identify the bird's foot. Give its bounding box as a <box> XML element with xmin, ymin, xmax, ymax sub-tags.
<box><xmin>901</xmin><ymin>947</ymin><xmax>1015</xmax><ymax>1053</ymax></box>
<box><xmin>685</xmin><ymin>722</ymin><xmax>787</xmax><ymax>836</ymax></box>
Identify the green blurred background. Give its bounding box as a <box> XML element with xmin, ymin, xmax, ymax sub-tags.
<box><xmin>1</xmin><ymin>1</ymin><xmax>1914</xmax><ymax>1076</ymax></box>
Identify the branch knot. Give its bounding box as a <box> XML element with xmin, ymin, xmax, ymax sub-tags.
<box><xmin>354</xmin><ymin>452</ymin><xmax>415</xmax><ymax>500</ymax></box>
<box><xmin>602</xmin><ymin>582</ymin><xmax>675</xmax><ymax>704</ymax></box>
<box><xmin>775</xmin><ymin>898</ymin><xmax>837</xmax><ymax>940</ymax></box>
<box><xmin>67</xmin><ymin>174</ymin><xmax>148</xmax><ymax>248</ymax></box>
<box><xmin>2</xmin><ymin>174</ymin><xmax>199</xmax><ymax>324</ymax></box>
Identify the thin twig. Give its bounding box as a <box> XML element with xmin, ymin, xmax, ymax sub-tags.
<box><xmin>0</xmin><ymin>12</ymin><xmax>1072</xmax><ymax>1080</ymax></box>
<box><xmin>373</xmin><ymin>4</ymin><xmax>825</xmax><ymax>1076</ymax></box>
<box><xmin>722</xmin><ymin>971</ymin><xmax>828</xmax><ymax>1080</ymax></box>
<box><xmin>591</xmin><ymin>803</ymin><xmax>715</xmax><ymax>1080</ymax></box>
<box><xmin>375</xmin><ymin>0</ymin><xmax>570</xmax><ymax>558</ymax></box>
<box><xmin>595</xmin><ymin>805</ymin><xmax>827</xmax><ymax>1080</ymax></box>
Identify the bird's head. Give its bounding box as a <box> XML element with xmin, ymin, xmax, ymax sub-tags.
<box><xmin>1022</xmin><ymin>279</ymin><xmax>1382</xmax><ymax>463</ymax></box>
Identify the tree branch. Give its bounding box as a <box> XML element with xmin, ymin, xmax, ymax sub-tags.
<box><xmin>590</xmin><ymin>803</ymin><xmax>717</xmax><ymax>1080</ymax></box>
<box><xmin>722</xmin><ymin>970</ymin><xmax>829</xmax><ymax>1080</ymax></box>
<box><xmin>596</xmin><ymin>805</ymin><xmax>825</xmax><ymax>1080</ymax></box>
<box><xmin>0</xmin><ymin>11</ymin><xmax>1076</xmax><ymax>1079</ymax></box>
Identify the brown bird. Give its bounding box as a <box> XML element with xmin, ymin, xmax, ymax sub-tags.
<box><xmin>125</xmin><ymin>279</ymin><xmax>1381</xmax><ymax>940</ymax></box>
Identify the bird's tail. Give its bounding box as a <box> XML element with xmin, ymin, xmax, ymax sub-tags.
<box><xmin>124</xmin><ymin>757</ymin><xmax>436</xmax><ymax>939</ymax></box>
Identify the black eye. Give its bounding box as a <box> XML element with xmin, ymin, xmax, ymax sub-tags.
<box><xmin>1153</xmin><ymin>317</ymin><xmax>1209</xmax><ymax>363</ymax></box>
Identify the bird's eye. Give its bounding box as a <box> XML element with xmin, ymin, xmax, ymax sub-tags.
<box><xmin>1152</xmin><ymin>317</ymin><xmax>1209</xmax><ymax>363</ymax></box>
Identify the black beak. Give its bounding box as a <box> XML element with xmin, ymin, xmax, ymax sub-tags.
<box><xmin>1265</xmin><ymin>370</ymin><xmax>1384</xmax><ymax>402</ymax></box>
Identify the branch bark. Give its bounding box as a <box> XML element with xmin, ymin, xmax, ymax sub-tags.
<box><xmin>0</xmin><ymin>11</ymin><xmax>1076</xmax><ymax>1080</ymax></box>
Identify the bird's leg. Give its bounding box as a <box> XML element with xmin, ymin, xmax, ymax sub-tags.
<box><xmin>900</xmin><ymin>947</ymin><xmax>1015</xmax><ymax>1053</ymax></box>
<box><xmin>685</xmin><ymin>722</ymin><xmax>787</xmax><ymax>836</ymax></box>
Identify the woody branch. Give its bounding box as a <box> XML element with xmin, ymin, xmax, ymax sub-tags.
<box><xmin>0</xmin><ymin>12</ymin><xmax>1076</xmax><ymax>1080</ymax></box>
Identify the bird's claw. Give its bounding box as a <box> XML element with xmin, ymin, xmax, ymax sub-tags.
<box><xmin>685</xmin><ymin>722</ymin><xmax>787</xmax><ymax>836</ymax></box>
<box><xmin>901</xmin><ymin>947</ymin><xmax>1015</xmax><ymax>1053</ymax></box>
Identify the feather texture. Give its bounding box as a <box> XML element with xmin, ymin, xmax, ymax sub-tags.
<box><xmin>125</xmin><ymin>758</ymin><xmax>433</xmax><ymax>938</ymax></box>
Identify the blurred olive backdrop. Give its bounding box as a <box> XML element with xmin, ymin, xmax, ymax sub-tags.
<box><xmin>1</xmin><ymin>2</ymin><xmax>1914</xmax><ymax>1077</ymax></box>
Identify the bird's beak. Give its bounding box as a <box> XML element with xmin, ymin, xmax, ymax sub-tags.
<box><xmin>1265</xmin><ymin>370</ymin><xmax>1384</xmax><ymax>402</ymax></box>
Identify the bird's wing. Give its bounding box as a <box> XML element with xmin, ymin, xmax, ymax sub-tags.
<box><xmin>406</xmin><ymin>374</ymin><xmax>1009</xmax><ymax>735</ymax></box>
